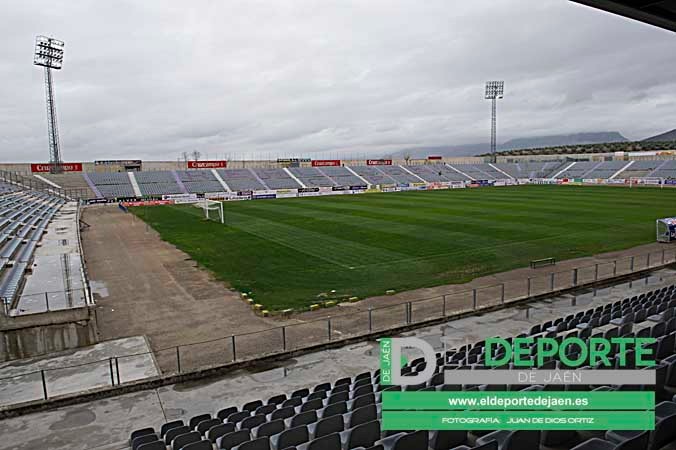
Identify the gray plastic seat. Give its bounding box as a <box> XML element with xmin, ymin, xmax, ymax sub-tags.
<box><xmin>272</xmin><ymin>425</ymin><xmax>309</xmax><ymax>450</ymax></box>
<box><xmin>270</xmin><ymin>406</ymin><xmax>295</xmax><ymax>421</ymax></box>
<box><xmin>452</xmin><ymin>442</ymin><xmax>498</xmax><ymax>450</ymax></box>
<box><xmin>476</xmin><ymin>430</ymin><xmax>540</xmax><ymax>450</ymax></box>
<box><xmin>137</xmin><ymin>441</ymin><xmax>167</xmax><ymax>450</ymax></box>
<box><xmin>244</xmin><ymin>400</ymin><xmax>264</xmax><ymax>412</ymax></box>
<box><xmin>267</xmin><ymin>394</ymin><xmax>287</xmax><ymax>405</ymax></box>
<box><xmin>309</xmin><ymin>414</ymin><xmax>344</xmax><ymax>439</ymax></box>
<box><xmin>234</xmin><ymin>437</ymin><xmax>271</xmax><ymax>450</ymax></box>
<box><xmin>255</xmin><ymin>404</ymin><xmax>277</xmax><ymax>416</ymax></box>
<box><xmin>162</xmin><ymin>420</ymin><xmax>185</xmax><ymax>438</ymax></box>
<box><xmin>299</xmin><ymin>398</ymin><xmax>323</xmax><ymax>413</ymax></box>
<box><xmin>217</xmin><ymin>430</ymin><xmax>251</xmax><ymax>450</ymax></box>
<box><xmin>345</xmin><ymin>404</ymin><xmax>377</xmax><ymax>428</ymax></box>
<box><xmin>572</xmin><ymin>432</ymin><xmax>649</xmax><ymax>450</ymax></box>
<box><xmin>217</xmin><ymin>407</ymin><xmax>239</xmax><ymax>421</ymax></box>
<box><xmin>297</xmin><ymin>432</ymin><xmax>341</xmax><ymax>450</ymax></box>
<box><xmin>182</xmin><ymin>440</ymin><xmax>214</xmax><ymax>450</ymax></box>
<box><xmin>429</xmin><ymin>430</ymin><xmax>467</xmax><ymax>449</ymax></box>
<box><xmin>288</xmin><ymin>410</ymin><xmax>317</xmax><ymax>428</ymax></box>
<box><xmin>172</xmin><ymin>431</ymin><xmax>201</xmax><ymax>450</ymax></box>
<box><xmin>240</xmin><ymin>414</ymin><xmax>267</xmax><ymax>431</ymax></box>
<box><xmin>253</xmin><ymin>419</ymin><xmax>284</xmax><ymax>439</ymax></box>
<box><xmin>228</xmin><ymin>411</ymin><xmax>252</xmax><ymax>424</ymax></box>
<box><xmin>340</xmin><ymin>420</ymin><xmax>380</xmax><ymax>449</ymax></box>
<box><xmin>376</xmin><ymin>430</ymin><xmax>428</xmax><ymax>450</ymax></box>
<box><xmin>196</xmin><ymin>418</ymin><xmax>222</xmax><ymax>435</ymax></box>
<box><xmin>165</xmin><ymin>426</ymin><xmax>191</xmax><ymax>445</ymax></box>
<box><xmin>189</xmin><ymin>414</ymin><xmax>212</xmax><ymax>430</ymax></box>
<box><xmin>130</xmin><ymin>428</ymin><xmax>156</xmax><ymax>445</ymax></box>
<box><xmin>207</xmin><ymin>423</ymin><xmax>236</xmax><ymax>443</ymax></box>
<box><xmin>132</xmin><ymin>434</ymin><xmax>160</xmax><ymax>450</ymax></box>
<box><xmin>320</xmin><ymin>401</ymin><xmax>347</xmax><ymax>418</ymax></box>
<box><xmin>607</xmin><ymin>414</ymin><xmax>676</xmax><ymax>450</ymax></box>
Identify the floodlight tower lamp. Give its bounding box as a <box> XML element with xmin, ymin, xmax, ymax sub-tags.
<box><xmin>34</xmin><ymin>35</ymin><xmax>65</xmax><ymax>174</ymax></box>
<box><xmin>485</xmin><ymin>81</ymin><xmax>504</xmax><ymax>163</ymax></box>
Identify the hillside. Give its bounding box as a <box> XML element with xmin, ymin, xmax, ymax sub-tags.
<box><xmin>644</xmin><ymin>129</ymin><xmax>676</xmax><ymax>142</ymax></box>
<box><xmin>388</xmin><ymin>131</ymin><xmax>628</xmax><ymax>159</ymax></box>
<box><xmin>501</xmin><ymin>132</ymin><xmax>627</xmax><ymax>150</ymax></box>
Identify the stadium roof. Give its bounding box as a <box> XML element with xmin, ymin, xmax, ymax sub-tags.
<box><xmin>572</xmin><ymin>0</ymin><xmax>676</xmax><ymax>32</ymax></box>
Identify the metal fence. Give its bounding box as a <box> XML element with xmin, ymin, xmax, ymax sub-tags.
<box><xmin>0</xmin><ymin>169</ymin><xmax>89</xmax><ymax>200</ymax></box>
<box><xmin>1</xmin><ymin>248</ymin><xmax>674</xmax><ymax>407</ymax></box>
<box><xmin>1</xmin><ymin>288</ymin><xmax>89</xmax><ymax>316</ymax></box>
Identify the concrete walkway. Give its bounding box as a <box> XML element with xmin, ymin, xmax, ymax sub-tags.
<box><xmin>0</xmin><ymin>269</ymin><xmax>673</xmax><ymax>450</ymax></box>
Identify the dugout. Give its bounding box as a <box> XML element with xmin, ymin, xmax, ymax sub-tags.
<box><xmin>656</xmin><ymin>217</ymin><xmax>676</xmax><ymax>242</ymax></box>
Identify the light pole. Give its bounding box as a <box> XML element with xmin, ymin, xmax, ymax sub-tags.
<box><xmin>34</xmin><ymin>36</ymin><xmax>65</xmax><ymax>174</ymax></box>
<box><xmin>485</xmin><ymin>81</ymin><xmax>504</xmax><ymax>163</ymax></box>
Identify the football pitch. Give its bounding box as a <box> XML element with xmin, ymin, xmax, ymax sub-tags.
<box><xmin>131</xmin><ymin>185</ymin><xmax>676</xmax><ymax>310</ymax></box>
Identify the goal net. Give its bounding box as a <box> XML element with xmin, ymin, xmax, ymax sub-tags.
<box><xmin>193</xmin><ymin>198</ymin><xmax>224</xmax><ymax>223</ymax></box>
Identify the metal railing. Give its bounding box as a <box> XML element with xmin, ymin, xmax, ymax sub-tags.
<box><xmin>0</xmin><ymin>248</ymin><xmax>674</xmax><ymax>408</ymax></box>
<box><xmin>1</xmin><ymin>288</ymin><xmax>89</xmax><ymax>316</ymax></box>
<box><xmin>0</xmin><ymin>169</ymin><xmax>89</xmax><ymax>200</ymax></box>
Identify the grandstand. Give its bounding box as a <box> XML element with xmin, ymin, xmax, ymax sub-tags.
<box><xmin>288</xmin><ymin>167</ymin><xmax>336</xmax><ymax>187</ymax></box>
<box><xmin>66</xmin><ymin>276</ymin><xmax>676</xmax><ymax>450</ymax></box>
<box><xmin>14</xmin><ymin>158</ymin><xmax>676</xmax><ymax>202</ymax></box>
<box><xmin>135</xmin><ymin>171</ymin><xmax>183</xmax><ymax>196</ymax></box>
<box><xmin>0</xmin><ymin>183</ymin><xmax>89</xmax><ymax>317</ymax></box>
<box><xmin>177</xmin><ymin>170</ymin><xmax>225</xmax><ymax>194</ymax></box>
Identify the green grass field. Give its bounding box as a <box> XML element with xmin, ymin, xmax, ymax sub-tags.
<box><xmin>131</xmin><ymin>185</ymin><xmax>676</xmax><ymax>310</ymax></box>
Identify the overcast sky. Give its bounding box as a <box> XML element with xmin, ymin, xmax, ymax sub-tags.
<box><xmin>0</xmin><ymin>0</ymin><xmax>674</xmax><ymax>162</ymax></box>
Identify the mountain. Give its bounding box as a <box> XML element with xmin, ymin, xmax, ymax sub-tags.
<box><xmin>500</xmin><ymin>132</ymin><xmax>627</xmax><ymax>150</ymax></box>
<box><xmin>386</xmin><ymin>144</ymin><xmax>489</xmax><ymax>159</ymax></box>
<box><xmin>387</xmin><ymin>132</ymin><xmax>628</xmax><ymax>159</ymax></box>
<box><xmin>643</xmin><ymin>129</ymin><xmax>676</xmax><ymax>142</ymax></box>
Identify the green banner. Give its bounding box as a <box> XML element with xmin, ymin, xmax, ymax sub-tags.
<box><xmin>382</xmin><ymin>410</ymin><xmax>655</xmax><ymax>430</ymax></box>
<box><xmin>383</xmin><ymin>391</ymin><xmax>655</xmax><ymax>411</ymax></box>
<box><xmin>380</xmin><ymin>338</ymin><xmax>392</xmax><ymax>385</ymax></box>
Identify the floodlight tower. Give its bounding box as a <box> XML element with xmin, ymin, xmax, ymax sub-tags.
<box><xmin>34</xmin><ymin>36</ymin><xmax>65</xmax><ymax>174</ymax></box>
<box><xmin>485</xmin><ymin>81</ymin><xmax>504</xmax><ymax>163</ymax></box>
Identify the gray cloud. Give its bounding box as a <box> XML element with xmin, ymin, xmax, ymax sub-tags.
<box><xmin>0</xmin><ymin>0</ymin><xmax>674</xmax><ymax>162</ymax></box>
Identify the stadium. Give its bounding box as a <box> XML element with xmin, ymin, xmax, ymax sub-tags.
<box><xmin>2</xmin><ymin>1</ymin><xmax>676</xmax><ymax>450</ymax></box>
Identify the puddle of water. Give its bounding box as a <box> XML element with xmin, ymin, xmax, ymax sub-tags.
<box><xmin>89</xmin><ymin>280</ymin><xmax>109</xmax><ymax>298</ymax></box>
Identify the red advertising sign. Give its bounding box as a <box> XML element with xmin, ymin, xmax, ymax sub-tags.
<box><xmin>187</xmin><ymin>160</ymin><xmax>227</xmax><ymax>169</ymax></box>
<box><xmin>311</xmin><ymin>160</ymin><xmax>341</xmax><ymax>167</ymax></box>
<box><xmin>427</xmin><ymin>156</ymin><xmax>442</xmax><ymax>160</ymax></box>
<box><xmin>31</xmin><ymin>163</ymin><xmax>83</xmax><ymax>173</ymax></box>
<box><xmin>366</xmin><ymin>159</ymin><xmax>392</xmax><ymax>166</ymax></box>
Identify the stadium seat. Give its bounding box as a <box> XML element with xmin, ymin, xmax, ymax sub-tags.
<box><xmin>165</xmin><ymin>426</ymin><xmax>191</xmax><ymax>445</ymax></box>
<box><xmin>297</xmin><ymin>432</ymin><xmax>341</xmax><ymax>450</ymax></box>
<box><xmin>571</xmin><ymin>431</ymin><xmax>649</xmax><ymax>449</ymax></box>
<box><xmin>476</xmin><ymin>430</ymin><xmax>540</xmax><ymax>449</ymax></box>
<box><xmin>375</xmin><ymin>430</ymin><xmax>428</xmax><ymax>450</ymax></box>
<box><xmin>132</xmin><ymin>433</ymin><xmax>160</xmax><ymax>450</ymax></box>
<box><xmin>217</xmin><ymin>430</ymin><xmax>251</xmax><ymax>450</ymax></box>
<box><xmin>309</xmin><ymin>414</ymin><xmax>344</xmax><ymax>438</ymax></box>
<box><xmin>234</xmin><ymin>437</ymin><xmax>271</xmax><ymax>450</ymax></box>
<box><xmin>340</xmin><ymin>420</ymin><xmax>380</xmax><ymax>449</ymax></box>
<box><xmin>429</xmin><ymin>430</ymin><xmax>468</xmax><ymax>449</ymax></box>
<box><xmin>272</xmin><ymin>425</ymin><xmax>310</xmax><ymax>450</ymax></box>
<box><xmin>182</xmin><ymin>440</ymin><xmax>213</xmax><ymax>450</ymax></box>
<box><xmin>208</xmin><ymin>423</ymin><xmax>236</xmax><ymax>443</ymax></box>
<box><xmin>130</xmin><ymin>427</ymin><xmax>156</xmax><ymax>445</ymax></box>
<box><xmin>171</xmin><ymin>431</ymin><xmax>201</xmax><ymax>450</ymax></box>
<box><xmin>137</xmin><ymin>441</ymin><xmax>166</xmax><ymax>450</ymax></box>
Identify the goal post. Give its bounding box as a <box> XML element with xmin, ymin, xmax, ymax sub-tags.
<box><xmin>193</xmin><ymin>198</ymin><xmax>224</xmax><ymax>223</ymax></box>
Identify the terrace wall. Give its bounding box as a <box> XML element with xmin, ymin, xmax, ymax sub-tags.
<box><xmin>0</xmin><ymin>307</ymin><xmax>98</xmax><ymax>362</ymax></box>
